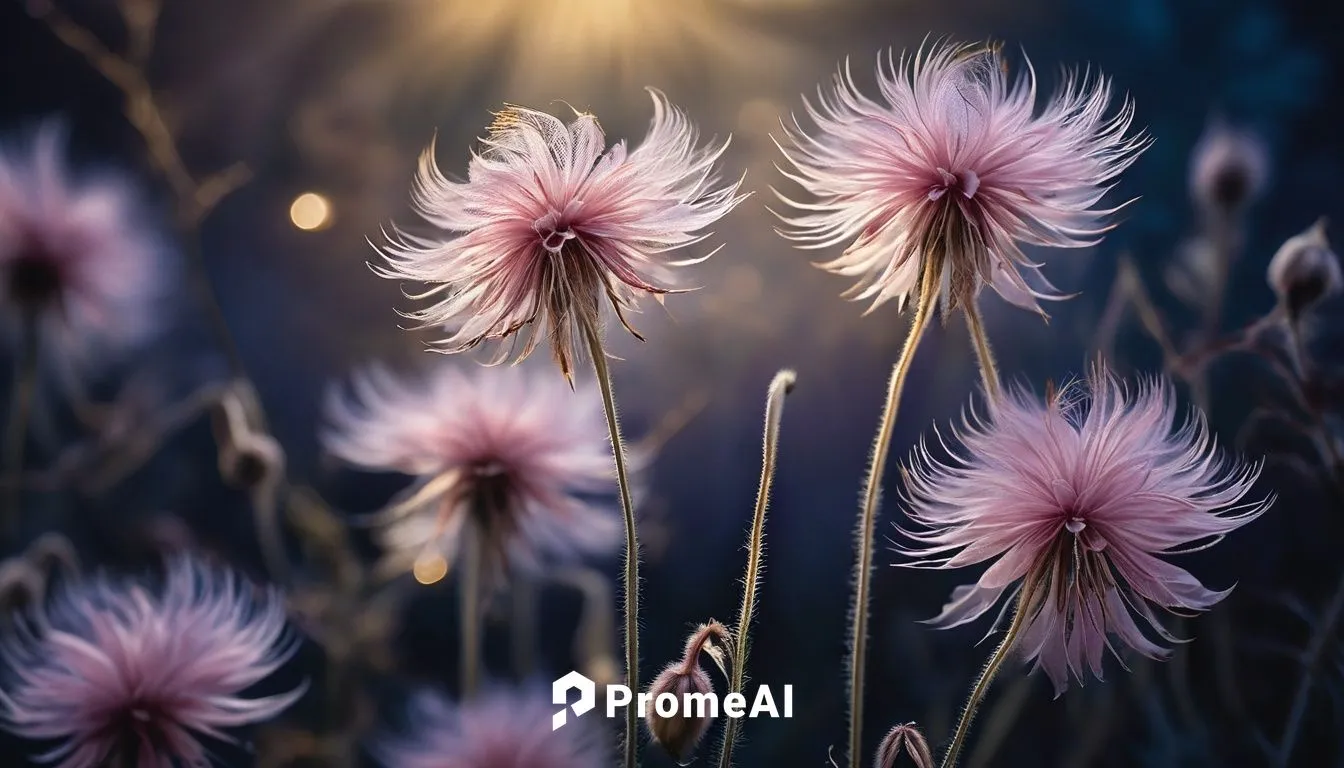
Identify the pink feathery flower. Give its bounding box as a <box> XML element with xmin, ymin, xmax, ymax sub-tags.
<box><xmin>0</xmin><ymin>558</ymin><xmax>304</xmax><ymax>767</ymax></box>
<box><xmin>775</xmin><ymin>40</ymin><xmax>1148</xmax><ymax>317</ymax></box>
<box><xmin>0</xmin><ymin>123</ymin><xmax>165</xmax><ymax>366</ymax></box>
<box><xmin>895</xmin><ymin>368</ymin><xmax>1270</xmax><ymax>696</ymax></box>
<box><xmin>375</xmin><ymin>89</ymin><xmax>746</xmax><ymax>380</ymax></box>
<box><xmin>321</xmin><ymin>362</ymin><xmax>623</xmax><ymax>575</ymax></box>
<box><xmin>373</xmin><ymin>686</ymin><xmax>609</xmax><ymax>768</ymax></box>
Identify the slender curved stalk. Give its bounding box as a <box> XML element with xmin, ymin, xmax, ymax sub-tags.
<box><xmin>459</xmin><ymin>519</ymin><xmax>484</xmax><ymax>698</ymax></box>
<box><xmin>253</xmin><ymin>482</ymin><xmax>292</xmax><ymax>587</ymax></box>
<box><xmin>1275</xmin><ymin>569</ymin><xmax>1344</xmax><ymax>767</ymax></box>
<box><xmin>547</xmin><ymin>566</ymin><xmax>618</xmax><ymax>683</ymax></box>
<box><xmin>582</xmin><ymin>317</ymin><xmax>640</xmax><ymax>768</ymax></box>
<box><xmin>511</xmin><ymin>576</ymin><xmax>537</xmax><ymax>679</ymax></box>
<box><xmin>963</xmin><ymin>300</ymin><xmax>1002</xmax><ymax>403</ymax></box>
<box><xmin>3</xmin><ymin>318</ymin><xmax>39</xmax><ymax>542</ymax></box>
<box><xmin>939</xmin><ymin>578</ymin><xmax>1040</xmax><ymax>768</ymax></box>
<box><xmin>717</xmin><ymin>369</ymin><xmax>797</xmax><ymax>768</ymax></box>
<box><xmin>848</xmin><ymin>267</ymin><xmax>939</xmax><ymax>768</ymax></box>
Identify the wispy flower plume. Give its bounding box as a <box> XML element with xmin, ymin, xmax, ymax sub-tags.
<box><xmin>0</xmin><ymin>557</ymin><xmax>303</xmax><ymax>767</ymax></box>
<box><xmin>0</xmin><ymin>122</ymin><xmax>165</xmax><ymax>367</ymax></box>
<box><xmin>896</xmin><ymin>367</ymin><xmax>1270</xmax><ymax>696</ymax></box>
<box><xmin>775</xmin><ymin>40</ymin><xmax>1148</xmax><ymax>319</ymax></box>
<box><xmin>373</xmin><ymin>686</ymin><xmax>609</xmax><ymax>768</ymax></box>
<box><xmin>321</xmin><ymin>362</ymin><xmax>623</xmax><ymax>577</ymax></box>
<box><xmin>375</xmin><ymin>89</ymin><xmax>745</xmax><ymax>380</ymax></box>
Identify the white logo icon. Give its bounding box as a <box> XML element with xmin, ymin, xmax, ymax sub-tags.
<box><xmin>552</xmin><ymin>670</ymin><xmax>596</xmax><ymax>730</ymax></box>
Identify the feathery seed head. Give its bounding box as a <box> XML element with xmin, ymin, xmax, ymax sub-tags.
<box><xmin>321</xmin><ymin>362</ymin><xmax>624</xmax><ymax>578</ymax></box>
<box><xmin>0</xmin><ymin>122</ymin><xmax>166</xmax><ymax>366</ymax></box>
<box><xmin>373</xmin><ymin>686</ymin><xmax>610</xmax><ymax>768</ymax></box>
<box><xmin>376</xmin><ymin>90</ymin><xmax>746</xmax><ymax>380</ymax></box>
<box><xmin>775</xmin><ymin>39</ymin><xmax>1148</xmax><ymax>319</ymax></box>
<box><xmin>895</xmin><ymin>366</ymin><xmax>1269</xmax><ymax>696</ymax></box>
<box><xmin>0</xmin><ymin>558</ymin><xmax>304</xmax><ymax>768</ymax></box>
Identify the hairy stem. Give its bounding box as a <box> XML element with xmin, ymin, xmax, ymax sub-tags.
<box><xmin>940</xmin><ymin>578</ymin><xmax>1039</xmax><ymax>768</ymax></box>
<box><xmin>583</xmin><ymin>318</ymin><xmax>640</xmax><ymax>768</ymax></box>
<box><xmin>1275</xmin><ymin>569</ymin><xmax>1344</xmax><ymax>768</ymax></box>
<box><xmin>848</xmin><ymin>267</ymin><xmax>938</xmax><ymax>768</ymax></box>
<box><xmin>459</xmin><ymin>519</ymin><xmax>484</xmax><ymax>699</ymax></box>
<box><xmin>963</xmin><ymin>299</ymin><xmax>1002</xmax><ymax>403</ymax></box>
<box><xmin>717</xmin><ymin>369</ymin><xmax>797</xmax><ymax>768</ymax></box>
<box><xmin>3</xmin><ymin>318</ymin><xmax>39</xmax><ymax>543</ymax></box>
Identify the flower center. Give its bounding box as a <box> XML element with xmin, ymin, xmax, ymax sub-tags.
<box><xmin>1063</xmin><ymin>514</ymin><xmax>1107</xmax><ymax>552</ymax></box>
<box><xmin>534</xmin><ymin>208</ymin><xmax>579</xmax><ymax>255</ymax></box>
<box><xmin>6</xmin><ymin>245</ymin><xmax>64</xmax><ymax>308</ymax></box>
<box><xmin>927</xmin><ymin>167</ymin><xmax>980</xmax><ymax>202</ymax></box>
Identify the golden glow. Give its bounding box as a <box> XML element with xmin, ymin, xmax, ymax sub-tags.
<box><xmin>413</xmin><ymin>554</ymin><xmax>449</xmax><ymax>585</ymax></box>
<box><xmin>289</xmin><ymin>192</ymin><xmax>332</xmax><ymax>231</ymax></box>
<box><xmin>393</xmin><ymin>0</ymin><xmax>799</xmax><ymax>94</ymax></box>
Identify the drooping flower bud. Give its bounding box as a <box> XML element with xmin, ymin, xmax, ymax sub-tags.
<box><xmin>874</xmin><ymin>722</ymin><xmax>934</xmax><ymax>768</ymax></box>
<box><xmin>645</xmin><ymin>621</ymin><xmax>730</xmax><ymax>761</ymax></box>
<box><xmin>1189</xmin><ymin>120</ymin><xmax>1269</xmax><ymax>218</ymax></box>
<box><xmin>1267</xmin><ymin>218</ymin><xmax>1341</xmax><ymax>318</ymax></box>
<box><xmin>645</xmin><ymin>661</ymin><xmax>715</xmax><ymax>761</ymax></box>
<box><xmin>211</xmin><ymin>383</ymin><xmax>285</xmax><ymax>491</ymax></box>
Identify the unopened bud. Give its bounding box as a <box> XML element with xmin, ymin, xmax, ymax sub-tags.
<box><xmin>1189</xmin><ymin>121</ymin><xmax>1269</xmax><ymax>217</ymax></box>
<box><xmin>0</xmin><ymin>559</ymin><xmax>45</xmax><ymax>624</ymax></box>
<box><xmin>645</xmin><ymin>662</ymin><xmax>714</xmax><ymax>761</ymax></box>
<box><xmin>24</xmin><ymin>532</ymin><xmax>79</xmax><ymax>582</ymax></box>
<box><xmin>218</xmin><ymin>432</ymin><xmax>284</xmax><ymax>490</ymax></box>
<box><xmin>211</xmin><ymin>382</ymin><xmax>283</xmax><ymax>490</ymax></box>
<box><xmin>645</xmin><ymin>621</ymin><xmax>729</xmax><ymax>760</ymax></box>
<box><xmin>875</xmin><ymin>722</ymin><xmax>933</xmax><ymax>768</ymax></box>
<box><xmin>1268</xmin><ymin>217</ymin><xmax>1341</xmax><ymax>318</ymax></box>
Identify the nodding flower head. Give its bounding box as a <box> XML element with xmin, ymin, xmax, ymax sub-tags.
<box><xmin>321</xmin><ymin>362</ymin><xmax>625</xmax><ymax>579</ymax></box>
<box><xmin>0</xmin><ymin>558</ymin><xmax>304</xmax><ymax>767</ymax></box>
<box><xmin>895</xmin><ymin>366</ymin><xmax>1270</xmax><ymax>696</ymax></box>
<box><xmin>375</xmin><ymin>89</ymin><xmax>747</xmax><ymax>380</ymax></box>
<box><xmin>0</xmin><ymin>122</ymin><xmax>165</xmax><ymax>367</ymax></box>
<box><xmin>1267</xmin><ymin>217</ymin><xmax>1341</xmax><ymax>319</ymax></box>
<box><xmin>644</xmin><ymin>621</ymin><xmax>728</xmax><ymax>761</ymax></box>
<box><xmin>775</xmin><ymin>39</ymin><xmax>1148</xmax><ymax>319</ymax></box>
<box><xmin>372</xmin><ymin>686</ymin><xmax>609</xmax><ymax>768</ymax></box>
<box><xmin>1189</xmin><ymin>120</ymin><xmax>1269</xmax><ymax>218</ymax></box>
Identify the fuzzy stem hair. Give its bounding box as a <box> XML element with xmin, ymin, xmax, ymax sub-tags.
<box><xmin>582</xmin><ymin>316</ymin><xmax>641</xmax><ymax>768</ymax></box>
<box><xmin>847</xmin><ymin>265</ymin><xmax>939</xmax><ymax>768</ymax></box>
<box><xmin>717</xmin><ymin>369</ymin><xmax>797</xmax><ymax>768</ymax></box>
<box><xmin>963</xmin><ymin>299</ymin><xmax>1002</xmax><ymax>403</ymax></box>
<box><xmin>939</xmin><ymin>575</ymin><xmax>1042</xmax><ymax>768</ymax></box>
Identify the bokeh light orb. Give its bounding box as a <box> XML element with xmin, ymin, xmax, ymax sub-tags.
<box><xmin>289</xmin><ymin>192</ymin><xmax>332</xmax><ymax>231</ymax></box>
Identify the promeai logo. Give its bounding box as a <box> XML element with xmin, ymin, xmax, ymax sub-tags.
<box><xmin>552</xmin><ymin>671</ymin><xmax>793</xmax><ymax>731</ymax></box>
